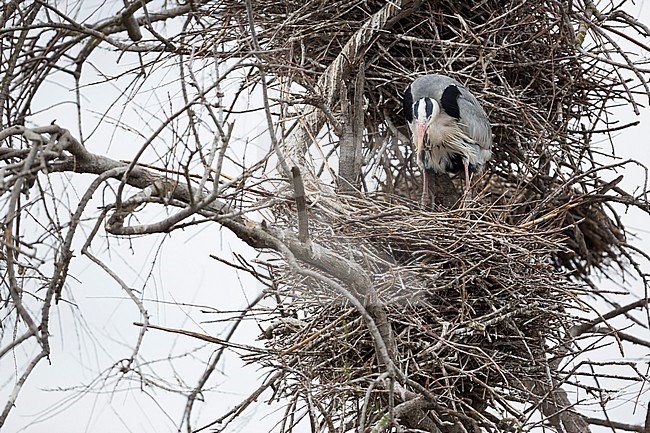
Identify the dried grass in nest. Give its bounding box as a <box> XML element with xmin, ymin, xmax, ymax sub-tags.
<box><xmin>209</xmin><ymin>0</ymin><xmax>645</xmax><ymax>276</ymax></box>
<box><xmin>390</xmin><ymin>169</ymin><xmax>627</xmax><ymax>278</ymax></box>
<box><xmin>252</xmin><ymin>196</ymin><xmax>580</xmax><ymax>423</ymax></box>
<box><xmin>483</xmin><ymin>177</ymin><xmax>628</xmax><ymax>276</ymax></box>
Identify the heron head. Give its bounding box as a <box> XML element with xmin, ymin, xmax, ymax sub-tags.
<box><xmin>412</xmin><ymin>97</ymin><xmax>439</xmax><ymax>151</ymax></box>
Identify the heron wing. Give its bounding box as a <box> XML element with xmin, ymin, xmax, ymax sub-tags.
<box><xmin>456</xmin><ymin>89</ymin><xmax>493</xmax><ymax>152</ymax></box>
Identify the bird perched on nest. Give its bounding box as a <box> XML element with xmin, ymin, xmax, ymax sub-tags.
<box><xmin>403</xmin><ymin>74</ymin><xmax>492</xmax><ymax>207</ymax></box>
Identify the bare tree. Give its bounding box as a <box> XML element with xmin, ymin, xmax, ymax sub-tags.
<box><xmin>1</xmin><ymin>1</ymin><xmax>650</xmax><ymax>432</ymax></box>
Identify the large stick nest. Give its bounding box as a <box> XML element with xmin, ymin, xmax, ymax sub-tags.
<box><xmin>252</xmin><ymin>196</ymin><xmax>581</xmax><ymax>428</ymax></box>
<box><xmin>208</xmin><ymin>0</ymin><xmax>648</xmax><ymax>278</ymax></box>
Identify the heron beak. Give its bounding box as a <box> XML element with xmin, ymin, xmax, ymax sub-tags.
<box><xmin>414</xmin><ymin>120</ymin><xmax>427</xmax><ymax>152</ymax></box>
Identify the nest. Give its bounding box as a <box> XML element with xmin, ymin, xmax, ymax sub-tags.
<box><xmin>204</xmin><ymin>0</ymin><xmax>647</xmax><ymax>277</ymax></box>
<box><xmin>251</xmin><ymin>196</ymin><xmax>580</xmax><ymax>427</ymax></box>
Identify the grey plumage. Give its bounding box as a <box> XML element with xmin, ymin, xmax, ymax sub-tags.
<box><xmin>403</xmin><ymin>73</ymin><xmax>493</xmax><ymax>206</ymax></box>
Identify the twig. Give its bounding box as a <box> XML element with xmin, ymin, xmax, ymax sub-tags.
<box><xmin>132</xmin><ymin>322</ymin><xmax>271</xmax><ymax>354</ymax></box>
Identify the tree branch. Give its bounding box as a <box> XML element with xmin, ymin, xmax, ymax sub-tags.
<box><xmin>338</xmin><ymin>62</ymin><xmax>365</xmax><ymax>193</ymax></box>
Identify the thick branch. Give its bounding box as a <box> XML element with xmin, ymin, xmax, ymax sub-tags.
<box><xmin>2</xmin><ymin>124</ymin><xmax>398</xmax><ymax>375</ymax></box>
<box><xmin>338</xmin><ymin>63</ymin><xmax>365</xmax><ymax>193</ymax></box>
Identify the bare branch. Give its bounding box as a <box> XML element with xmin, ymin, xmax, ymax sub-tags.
<box><xmin>586</xmin><ymin>416</ymin><xmax>647</xmax><ymax>432</ymax></box>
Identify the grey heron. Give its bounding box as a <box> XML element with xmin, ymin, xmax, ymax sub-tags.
<box><xmin>403</xmin><ymin>74</ymin><xmax>492</xmax><ymax>207</ymax></box>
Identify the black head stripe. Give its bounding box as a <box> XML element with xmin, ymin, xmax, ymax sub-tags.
<box><xmin>403</xmin><ymin>85</ymin><xmax>413</xmax><ymax>123</ymax></box>
<box><xmin>440</xmin><ymin>85</ymin><xmax>461</xmax><ymax>119</ymax></box>
<box><xmin>424</xmin><ymin>98</ymin><xmax>434</xmax><ymax>117</ymax></box>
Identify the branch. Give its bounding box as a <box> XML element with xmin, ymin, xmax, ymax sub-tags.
<box><xmin>183</xmin><ymin>292</ymin><xmax>265</xmax><ymax>432</ymax></box>
<box><xmin>338</xmin><ymin>62</ymin><xmax>365</xmax><ymax>193</ymax></box>
<box><xmin>0</xmin><ymin>351</ymin><xmax>48</xmax><ymax>427</ymax></box>
<box><xmin>244</xmin><ymin>0</ymin><xmax>291</xmax><ymax>177</ymax></box>
<box><xmin>571</xmin><ymin>297</ymin><xmax>649</xmax><ymax>337</ymax></box>
<box><xmin>120</xmin><ymin>0</ymin><xmax>142</xmax><ymax>42</ymax></box>
<box><xmin>586</xmin><ymin>416</ymin><xmax>647</xmax><ymax>432</ymax></box>
<box><xmin>2</xmin><ymin>125</ymin><xmax>396</xmax><ymax>376</ymax></box>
